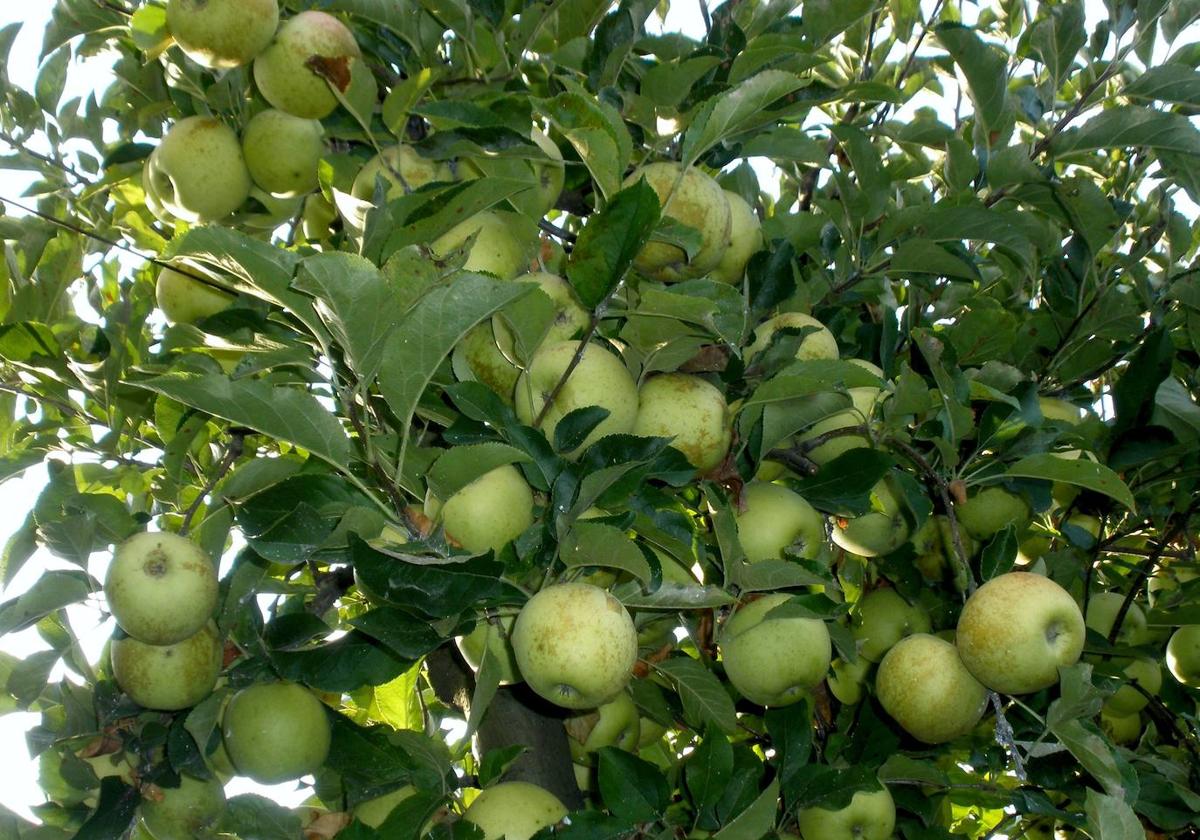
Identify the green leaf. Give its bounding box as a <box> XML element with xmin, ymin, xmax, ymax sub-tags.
<box><xmin>712</xmin><ymin>778</ymin><xmax>780</xmax><ymax>840</ymax></box>
<box><xmin>35</xmin><ymin>45</ymin><xmax>71</xmax><ymax>114</ymax></box>
<box><xmin>378</xmin><ymin>273</ymin><xmax>533</xmax><ymax>445</ymax></box>
<box><xmin>1048</xmin><ymin>718</ymin><xmax>1135</xmax><ymax>801</ymax></box>
<box><xmin>566</xmin><ymin>179</ymin><xmax>660</xmax><ymax>309</ymax></box>
<box><xmin>936</xmin><ymin>24</ymin><xmax>1010</xmax><ymax>137</ymax></box>
<box><xmin>682</xmin><ymin>71</ymin><xmax>810</xmax><ymax>166</ymax></box>
<box><xmin>801</xmin><ymin>0</ymin><xmax>877</xmax><ymax>43</ymax></box>
<box><xmin>536</xmin><ymin>81</ymin><xmax>632</xmax><ymax>200</ymax></box>
<box><xmin>223</xmin><ymin>793</ymin><xmax>305</xmax><ymax>840</ymax></box>
<box><xmin>886</xmin><ymin>239</ymin><xmax>978</xmax><ymax>280</ymax></box>
<box><xmin>1028</xmin><ymin>0</ymin><xmax>1086</xmax><ymax>90</ymax></box>
<box><xmin>379</xmin><ymin>178</ymin><xmax>535</xmax><ymax>257</ymax></box>
<box><xmin>134</xmin><ymin>372</ymin><xmax>352</xmax><ymax>470</ymax></box>
<box><xmin>426</xmin><ymin>443</ymin><xmax>530</xmax><ymax>501</ymax></box>
<box><xmin>765</xmin><ymin>702</ymin><xmax>813</xmax><ymax>808</ymax></box>
<box><xmin>1005</xmin><ymin>454</ymin><xmax>1135</xmax><ymax>510</ymax></box>
<box><xmin>686</xmin><ymin>731</ymin><xmax>734</xmax><ymax>814</ymax></box>
<box><xmin>1084</xmin><ymin>789</ymin><xmax>1145</xmax><ymax>840</ymax></box>
<box><xmin>560</xmin><ymin>521</ymin><xmax>652</xmax><ymax>582</ymax></box>
<box><xmin>597</xmin><ymin>747</ymin><xmax>670</xmax><ymax>822</ymax></box>
<box><xmin>642</xmin><ymin>56</ymin><xmax>724</xmax><ymax>108</ymax></box>
<box><xmin>0</xmin><ymin>570</ymin><xmax>94</xmax><ymax>635</ymax></box>
<box><xmin>383</xmin><ymin>68</ymin><xmax>435</xmax><ymax>134</ymax></box>
<box><xmin>1123</xmin><ymin>64</ymin><xmax>1200</xmax><ymax>106</ymax></box>
<box><xmin>979</xmin><ymin>525</ymin><xmax>1019</xmax><ymax>580</ymax></box>
<box><xmin>293</xmin><ymin>252</ymin><xmax>406</xmax><ymax>385</ymax></box>
<box><xmin>1054</xmin><ymin>106</ymin><xmax>1200</xmax><ymax>156</ymax></box>
<box><xmin>654</xmin><ymin>656</ymin><xmax>738</xmax><ymax>735</ymax></box>
<box><xmin>269</xmin><ymin>622</ymin><xmax>411</xmax><ymax>693</ymax></box>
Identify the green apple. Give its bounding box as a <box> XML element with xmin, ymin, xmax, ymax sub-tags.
<box><xmin>242</xmin><ymin>109</ymin><xmax>324</xmax><ymax>197</ymax></box>
<box><xmin>353</xmin><ymin>785</ymin><xmax>415</xmax><ymax>828</ymax></box>
<box><xmin>456</xmin><ymin>613</ymin><xmax>521</xmax><ymax>684</ymax></box>
<box><xmin>565</xmin><ymin>691</ymin><xmax>640</xmax><ymax>758</ymax></box>
<box><xmin>145</xmin><ymin>116</ymin><xmax>252</xmax><ymax>222</ymax></box>
<box><xmin>850</xmin><ymin>588</ymin><xmax>932</xmax><ymax>662</ymax></box>
<box><xmin>352</xmin><ymin>144</ymin><xmax>453</xmax><ymax>203</ymax></box>
<box><xmin>430</xmin><ymin>211</ymin><xmax>531</xmax><ymax>280</ymax></box>
<box><xmin>719</xmin><ymin>593</ymin><xmax>832</xmax><ymax>707</ymax></box>
<box><xmin>157</xmin><ymin>265</ymin><xmax>234</xmax><ymax>327</ymax></box>
<box><xmin>1099</xmin><ymin>709</ymin><xmax>1141</xmax><ymax>745</ymax></box>
<box><xmin>626</xmin><ymin>162</ymin><xmax>731</xmax><ymax>282</ymax></box>
<box><xmin>301</xmin><ymin>193</ymin><xmax>337</xmax><ymax>242</ymax></box>
<box><xmin>1104</xmin><ymin>657</ymin><xmax>1162</xmax><ymax>715</ymax></box>
<box><xmin>462</xmin><ymin>781</ymin><xmax>567</xmax><ymax>840</ymax></box>
<box><xmin>253</xmin><ymin>11</ymin><xmax>361</xmax><ymax>119</ymax></box>
<box><xmin>104</xmin><ymin>531</ymin><xmax>218</xmax><ymax>645</ymax></box>
<box><xmin>1017</xmin><ymin>532</ymin><xmax>1053</xmax><ymax>567</ymax></box>
<box><xmin>511</xmin><ymin>582</ymin><xmax>639</xmax><ymax>709</ymax></box>
<box><xmin>709</xmin><ymin>191</ymin><xmax>762</xmax><ymax>284</ymax></box>
<box><xmin>424</xmin><ymin>464</ymin><xmax>534</xmax><ymax>554</ymax></box>
<box><xmin>827</xmin><ymin>656</ymin><xmax>871</xmax><ymax>705</ymax></box>
<box><xmin>632</xmin><ymin>373</ymin><xmax>731</xmax><ymax>471</ymax></box>
<box><xmin>166</xmin><ymin>0</ymin><xmax>278</xmax><ymax>69</ymax></box>
<box><xmin>955</xmin><ymin>572</ymin><xmax>1086</xmax><ymax>694</ymax></box>
<box><xmin>1085</xmin><ymin>591</ymin><xmax>1149</xmax><ymax>647</ymax></box>
<box><xmin>514</xmin><ymin>340</ymin><xmax>639</xmax><ymax>457</ymax></box>
<box><xmin>1063</xmin><ymin>513</ymin><xmax>1102</xmax><ymax>546</ymax></box>
<box><xmin>733</xmin><ymin>482</ymin><xmax>825</xmax><ymax>562</ymax></box>
<box><xmin>746</xmin><ymin>312</ymin><xmax>839</xmax><ymax>363</ymax></box>
<box><xmin>222</xmin><ymin>681</ymin><xmax>331</xmax><ymax>783</ymax></box>
<box><xmin>954</xmin><ymin>486</ymin><xmax>1031</xmax><ymax>540</ymax></box>
<box><xmin>140</xmin><ymin>773</ymin><xmax>225</xmax><ymax>840</ymax></box>
<box><xmin>112</xmin><ymin>621</ymin><xmax>222</xmax><ymax>710</ymax></box>
<box><xmin>796</xmin><ymin>787</ymin><xmax>895</xmax><ymax>840</ymax></box>
<box><xmin>830</xmin><ymin>477</ymin><xmax>910</xmax><ymax>558</ymax></box>
<box><xmin>637</xmin><ymin>716</ymin><xmax>668</xmax><ymax>748</ymax></box>
<box><xmin>876</xmin><ymin>634</ymin><xmax>989</xmax><ymax>744</ymax></box>
<box><xmin>1149</xmin><ymin>561</ymin><xmax>1199</xmax><ymax>607</ymax></box>
<box><xmin>912</xmin><ymin>516</ymin><xmax>976</xmax><ymax>582</ymax></box>
<box><xmin>1167</xmin><ymin>625</ymin><xmax>1200</xmax><ymax>687</ymax></box>
<box><xmin>1039</xmin><ymin>396</ymin><xmax>1083</xmax><ymax>424</ymax></box>
<box><xmin>798</xmin><ymin>360</ymin><xmax>885</xmax><ymax>464</ymax></box>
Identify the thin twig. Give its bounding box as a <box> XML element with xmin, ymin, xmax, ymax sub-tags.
<box><xmin>698</xmin><ymin>0</ymin><xmax>712</xmax><ymax>35</ymax></box>
<box><xmin>0</xmin><ymin>130</ymin><xmax>89</xmax><ymax>185</ymax></box>
<box><xmin>538</xmin><ymin>218</ymin><xmax>576</xmax><ymax>245</ymax></box>
<box><xmin>179</xmin><ymin>431</ymin><xmax>245</xmax><ymax>536</ymax></box>
<box><xmin>989</xmin><ymin>692</ymin><xmax>1027</xmax><ymax>780</ymax></box>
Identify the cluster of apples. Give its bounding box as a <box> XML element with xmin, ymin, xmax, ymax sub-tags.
<box><xmin>98</xmin><ymin>531</ymin><xmax>331</xmax><ymax>838</ymax></box>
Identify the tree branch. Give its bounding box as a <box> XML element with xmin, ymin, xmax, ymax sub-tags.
<box><xmin>179</xmin><ymin>430</ymin><xmax>245</xmax><ymax>536</ymax></box>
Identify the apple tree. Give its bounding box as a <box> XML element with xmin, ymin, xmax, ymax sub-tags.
<box><xmin>1</xmin><ymin>0</ymin><xmax>1200</xmax><ymax>838</ymax></box>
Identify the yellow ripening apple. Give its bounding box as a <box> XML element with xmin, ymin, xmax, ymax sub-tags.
<box><xmin>798</xmin><ymin>359</ymin><xmax>885</xmax><ymax>464</ymax></box>
<box><xmin>746</xmin><ymin>311</ymin><xmax>839</xmax><ymax>364</ymax></box>
<box><xmin>424</xmin><ymin>464</ymin><xmax>534</xmax><ymax>555</ymax></box>
<box><xmin>955</xmin><ymin>572</ymin><xmax>1085</xmax><ymax>694</ymax></box>
<box><xmin>732</xmin><ymin>482</ymin><xmax>825</xmax><ymax>562</ymax></box>
<box><xmin>351</xmin><ymin>144</ymin><xmax>453</xmax><ymax>203</ymax></box>
<box><xmin>830</xmin><ymin>476</ymin><xmax>910</xmax><ymax>558</ymax></box>
<box><xmin>850</xmin><ymin>588</ymin><xmax>931</xmax><ymax>663</ymax></box>
<box><xmin>462</xmin><ymin>782</ymin><xmax>567</xmax><ymax>840</ymax></box>
<box><xmin>111</xmin><ymin>620</ymin><xmax>222</xmax><ymax>710</ymax></box>
<box><xmin>242</xmin><ymin>108</ymin><xmax>325</xmax><ymax>197</ymax></box>
<box><xmin>430</xmin><ymin>211</ymin><xmax>531</xmax><ymax>280</ymax></box>
<box><xmin>796</xmin><ymin>787</ymin><xmax>896</xmax><ymax>840</ymax></box>
<box><xmin>708</xmin><ymin>191</ymin><xmax>762</xmax><ymax>284</ymax></box>
<box><xmin>631</xmin><ymin>373</ymin><xmax>731</xmax><ymax>471</ymax></box>
<box><xmin>875</xmin><ymin>634</ymin><xmax>989</xmax><ymax>744</ymax></box>
<box><xmin>1085</xmin><ymin>591</ymin><xmax>1149</xmax><ymax>647</ymax></box>
<box><xmin>104</xmin><ymin>531</ymin><xmax>218</xmax><ymax>645</ymax></box>
<box><xmin>1167</xmin><ymin>625</ymin><xmax>1200</xmax><ymax>687</ymax></box>
<box><xmin>625</xmin><ymin>162</ymin><xmax>731</xmax><ymax>282</ymax></box>
<box><xmin>565</xmin><ymin>691</ymin><xmax>640</xmax><ymax>759</ymax></box>
<box><xmin>144</xmin><ymin>116</ymin><xmax>252</xmax><ymax>222</ymax></box>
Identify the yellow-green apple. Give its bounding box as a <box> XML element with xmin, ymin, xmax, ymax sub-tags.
<box><xmin>955</xmin><ymin>572</ymin><xmax>1086</xmax><ymax>694</ymax></box>
<box><xmin>1167</xmin><ymin>625</ymin><xmax>1200</xmax><ymax>687</ymax></box>
<box><xmin>850</xmin><ymin>588</ymin><xmax>932</xmax><ymax>662</ymax></box>
<box><xmin>827</xmin><ymin>656</ymin><xmax>871</xmax><ymax>705</ymax></box>
<box><xmin>351</xmin><ymin>144</ymin><xmax>453</xmax><ymax>203</ymax></box>
<box><xmin>625</xmin><ymin>162</ymin><xmax>731</xmax><ymax>282</ymax></box>
<box><xmin>875</xmin><ymin>634</ymin><xmax>988</xmax><ymax>744</ymax></box>
<box><xmin>462</xmin><ymin>782</ymin><xmax>567</xmax><ymax>840</ymax></box>
<box><xmin>456</xmin><ymin>614</ymin><xmax>521</xmax><ymax>684</ymax></box>
<box><xmin>166</xmin><ymin>0</ymin><xmax>278</xmax><ymax>69</ymax></box>
<box><xmin>222</xmin><ymin>681</ymin><xmax>331</xmax><ymax>783</ymax></box>
<box><xmin>1103</xmin><ymin>657</ymin><xmax>1162</xmax><ymax>715</ymax></box>
<box><xmin>746</xmin><ymin>312</ymin><xmax>839</xmax><ymax>364</ymax></box>
<box><xmin>430</xmin><ymin>211</ymin><xmax>530</xmax><ymax>279</ymax></box>
<box><xmin>1099</xmin><ymin>709</ymin><xmax>1141</xmax><ymax>745</ymax></box>
<box><xmin>733</xmin><ymin>482</ymin><xmax>825</xmax><ymax>562</ymax></box>
<box><xmin>511</xmin><ymin>582</ymin><xmax>638</xmax><ymax>709</ymax></box>
<box><xmin>565</xmin><ymin>691</ymin><xmax>640</xmax><ymax>758</ymax></box>
<box><xmin>719</xmin><ymin>593</ymin><xmax>832</xmax><ymax>707</ymax></box>
<box><xmin>830</xmin><ymin>477</ymin><xmax>910</xmax><ymax>558</ymax></box>
<box><xmin>140</xmin><ymin>773</ymin><xmax>226</xmax><ymax>840</ymax></box>
<box><xmin>709</xmin><ymin>191</ymin><xmax>762</xmax><ymax>284</ymax></box>
<box><xmin>423</xmin><ymin>464</ymin><xmax>534</xmax><ymax>554</ymax></box>
<box><xmin>798</xmin><ymin>360</ymin><xmax>885</xmax><ymax>464</ymax></box>
<box><xmin>153</xmin><ymin>267</ymin><xmax>232</xmax><ymax>326</ymax></box>
<box><xmin>242</xmin><ymin>109</ymin><xmax>325</xmax><ymax>197</ymax></box>
<box><xmin>632</xmin><ymin>373</ymin><xmax>731</xmax><ymax>471</ymax></box>
<box><xmin>301</xmin><ymin>193</ymin><xmax>337</xmax><ymax>242</ymax></box>
<box><xmin>353</xmin><ymin>785</ymin><xmax>415</xmax><ymax>828</ymax></box>
<box><xmin>456</xmin><ymin>272</ymin><xmax>590</xmax><ymax>400</ymax></box>
<box><xmin>145</xmin><ymin>116</ymin><xmax>252</xmax><ymax>222</ymax></box>
<box><xmin>253</xmin><ymin>11</ymin><xmax>361</xmax><ymax>119</ymax></box>
<box><xmin>1085</xmin><ymin>591</ymin><xmax>1148</xmax><ymax>646</ymax></box>
<box><xmin>796</xmin><ymin>787</ymin><xmax>895</xmax><ymax>840</ymax></box>
<box><xmin>104</xmin><ymin>531</ymin><xmax>218</xmax><ymax>645</ymax></box>
<box><xmin>459</xmin><ymin>127</ymin><xmax>565</xmax><ymax>220</ymax></box>
<box><xmin>514</xmin><ymin>340</ymin><xmax>639</xmax><ymax>456</ymax></box>
<box><xmin>954</xmin><ymin>487</ymin><xmax>1031</xmax><ymax>540</ymax></box>
<box><xmin>111</xmin><ymin>621</ymin><xmax>222</xmax><ymax>710</ymax></box>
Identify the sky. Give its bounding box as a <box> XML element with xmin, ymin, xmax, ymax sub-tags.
<box><xmin>0</xmin><ymin>0</ymin><xmax>1195</xmax><ymax>826</ymax></box>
